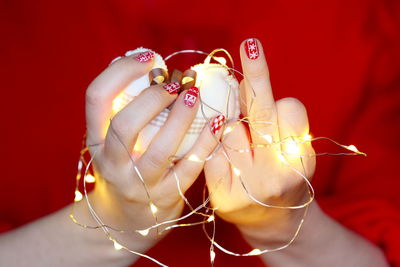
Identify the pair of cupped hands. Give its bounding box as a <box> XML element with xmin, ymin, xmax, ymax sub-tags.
<box><xmin>85</xmin><ymin>39</ymin><xmax>316</xmax><ymax>250</ymax></box>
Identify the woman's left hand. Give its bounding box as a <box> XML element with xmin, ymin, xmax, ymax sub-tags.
<box><xmin>204</xmin><ymin>39</ymin><xmax>316</xmax><ymax>244</ymax></box>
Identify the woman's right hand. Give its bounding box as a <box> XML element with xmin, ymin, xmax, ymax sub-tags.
<box><xmin>83</xmin><ymin>51</ymin><xmax>219</xmax><ymax>251</ymax></box>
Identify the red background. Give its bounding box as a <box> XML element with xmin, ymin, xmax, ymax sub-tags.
<box><xmin>1</xmin><ymin>0</ymin><xmax>399</xmax><ymax>266</ymax></box>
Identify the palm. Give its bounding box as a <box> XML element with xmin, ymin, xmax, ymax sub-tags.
<box><xmin>205</xmin><ymin>105</ymin><xmax>315</xmax><ymax>226</ymax></box>
<box><xmin>204</xmin><ymin>39</ymin><xmax>315</xmax><ymax>227</ymax></box>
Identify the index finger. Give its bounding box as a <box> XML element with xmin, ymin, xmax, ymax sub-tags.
<box><xmin>85</xmin><ymin>51</ymin><xmax>155</xmax><ymax>145</ymax></box>
<box><xmin>240</xmin><ymin>38</ymin><xmax>279</xmax><ymax>148</ymax></box>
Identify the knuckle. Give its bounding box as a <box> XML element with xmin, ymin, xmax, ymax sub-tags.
<box><xmin>247</xmin><ymin>69</ymin><xmax>270</xmax><ymax>86</ymax></box>
<box><xmin>85</xmin><ymin>85</ymin><xmax>105</xmax><ymax>106</ymax></box>
<box><xmin>145</xmin><ymin>86</ymin><xmax>168</xmax><ymax>106</ymax></box>
<box><xmin>109</xmin><ymin>113</ymin><xmax>131</xmax><ymax>137</ymax></box>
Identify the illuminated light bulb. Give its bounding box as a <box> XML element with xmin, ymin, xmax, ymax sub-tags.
<box><xmin>346</xmin><ymin>145</ymin><xmax>359</xmax><ymax>153</ymax></box>
<box><xmin>84</xmin><ymin>174</ymin><xmax>96</xmax><ymax>183</ymax></box>
<box><xmin>214</xmin><ymin>56</ymin><xmax>227</xmax><ymax>65</ymax></box>
<box><xmin>74</xmin><ymin>190</ymin><xmax>83</xmax><ymax>202</ymax></box>
<box><xmin>210</xmin><ymin>250</ymin><xmax>216</xmax><ymax>262</ymax></box>
<box><xmin>133</xmin><ymin>141</ymin><xmax>144</xmax><ymax>156</ymax></box>
<box><xmin>248</xmin><ymin>248</ymin><xmax>262</xmax><ymax>256</ymax></box>
<box><xmin>150</xmin><ymin>202</ymin><xmax>158</xmax><ymax>214</ymax></box>
<box><xmin>233</xmin><ymin>167</ymin><xmax>241</xmax><ymax>176</ymax></box>
<box><xmin>137</xmin><ymin>229</ymin><xmax>149</xmax><ymax>236</ymax></box>
<box><xmin>262</xmin><ymin>134</ymin><xmax>273</xmax><ymax>144</ymax></box>
<box><xmin>188</xmin><ymin>154</ymin><xmax>201</xmax><ymax>162</ymax></box>
<box><xmin>303</xmin><ymin>134</ymin><xmax>312</xmax><ymax>142</ymax></box>
<box><xmin>285</xmin><ymin>140</ymin><xmax>300</xmax><ymax>156</ymax></box>
<box><xmin>77</xmin><ymin>160</ymin><xmax>83</xmax><ymax>171</ymax></box>
<box><xmin>223</xmin><ymin>126</ymin><xmax>233</xmax><ymax>135</ymax></box>
<box><xmin>277</xmin><ymin>152</ymin><xmax>287</xmax><ymax>163</ymax></box>
<box><xmin>207</xmin><ymin>215</ymin><xmax>215</xmax><ymax>222</ymax></box>
<box><xmin>113</xmin><ymin>240</ymin><xmax>123</xmax><ymax>250</ymax></box>
<box><xmin>204</xmin><ymin>55</ymin><xmax>227</xmax><ymax>66</ymax></box>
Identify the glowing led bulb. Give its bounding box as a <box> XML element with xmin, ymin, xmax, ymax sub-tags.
<box><xmin>150</xmin><ymin>202</ymin><xmax>158</xmax><ymax>214</ymax></box>
<box><xmin>207</xmin><ymin>215</ymin><xmax>215</xmax><ymax>222</ymax></box>
<box><xmin>303</xmin><ymin>134</ymin><xmax>312</xmax><ymax>142</ymax></box>
<box><xmin>210</xmin><ymin>250</ymin><xmax>216</xmax><ymax>262</ymax></box>
<box><xmin>205</xmin><ymin>54</ymin><xmax>227</xmax><ymax>66</ymax></box>
<box><xmin>74</xmin><ymin>190</ymin><xmax>83</xmax><ymax>202</ymax></box>
<box><xmin>223</xmin><ymin>126</ymin><xmax>233</xmax><ymax>135</ymax></box>
<box><xmin>248</xmin><ymin>248</ymin><xmax>262</xmax><ymax>256</ymax></box>
<box><xmin>285</xmin><ymin>140</ymin><xmax>300</xmax><ymax>156</ymax></box>
<box><xmin>77</xmin><ymin>160</ymin><xmax>83</xmax><ymax>171</ymax></box>
<box><xmin>188</xmin><ymin>154</ymin><xmax>201</xmax><ymax>162</ymax></box>
<box><xmin>346</xmin><ymin>145</ymin><xmax>359</xmax><ymax>153</ymax></box>
<box><xmin>84</xmin><ymin>174</ymin><xmax>96</xmax><ymax>183</ymax></box>
<box><xmin>113</xmin><ymin>240</ymin><xmax>123</xmax><ymax>250</ymax></box>
<box><xmin>137</xmin><ymin>229</ymin><xmax>150</xmax><ymax>236</ymax></box>
<box><xmin>262</xmin><ymin>134</ymin><xmax>273</xmax><ymax>144</ymax></box>
<box><xmin>214</xmin><ymin>56</ymin><xmax>227</xmax><ymax>65</ymax></box>
<box><xmin>277</xmin><ymin>152</ymin><xmax>287</xmax><ymax>163</ymax></box>
<box><xmin>233</xmin><ymin>167</ymin><xmax>241</xmax><ymax>176</ymax></box>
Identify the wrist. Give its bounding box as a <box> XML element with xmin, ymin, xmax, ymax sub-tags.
<box><xmin>238</xmin><ymin>204</ymin><xmax>309</xmax><ymax>248</ymax></box>
<box><xmin>73</xmin><ymin>188</ymin><xmax>157</xmax><ymax>255</ymax></box>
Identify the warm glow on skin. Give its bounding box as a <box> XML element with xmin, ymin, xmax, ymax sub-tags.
<box><xmin>150</xmin><ymin>203</ymin><xmax>158</xmax><ymax>214</ymax></box>
<box><xmin>303</xmin><ymin>134</ymin><xmax>312</xmax><ymax>142</ymax></box>
<box><xmin>188</xmin><ymin>154</ymin><xmax>201</xmax><ymax>162</ymax></box>
<box><xmin>277</xmin><ymin>152</ymin><xmax>287</xmax><ymax>163</ymax></box>
<box><xmin>223</xmin><ymin>126</ymin><xmax>233</xmax><ymax>135</ymax></box>
<box><xmin>262</xmin><ymin>134</ymin><xmax>273</xmax><ymax>144</ymax></box>
<box><xmin>112</xmin><ymin>92</ymin><xmax>127</xmax><ymax>114</ymax></box>
<box><xmin>233</xmin><ymin>167</ymin><xmax>241</xmax><ymax>176</ymax></box>
<box><xmin>285</xmin><ymin>140</ymin><xmax>300</xmax><ymax>156</ymax></box>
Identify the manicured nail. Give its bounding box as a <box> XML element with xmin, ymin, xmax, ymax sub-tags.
<box><xmin>135</xmin><ymin>51</ymin><xmax>154</xmax><ymax>62</ymax></box>
<box><xmin>163</xmin><ymin>82</ymin><xmax>181</xmax><ymax>94</ymax></box>
<box><xmin>210</xmin><ymin>114</ymin><xmax>225</xmax><ymax>135</ymax></box>
<box><xmin>183</xmin><ymin>87</ymin><xmax>199</xmax><ymax>107</ymax></box>
<box><xmin>244</xmin><ymin>38</ymin><xmax>259</xmax><ymax>60</ymax></box>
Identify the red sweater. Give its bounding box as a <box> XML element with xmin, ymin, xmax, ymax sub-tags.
<box><xmin>0</xmin><ymin>0</ymin><xmax>399</xmax><ymax>266</ymax></box>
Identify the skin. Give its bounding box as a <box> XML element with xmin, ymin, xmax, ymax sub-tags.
<box><xmin>0</xmin><ymin>40</ymin><xmax>389</xmax><ymax>267</ymax></box>
<box><xmin>204</xmin><ymin>39</ymin><xmax>388</xmax><ymax>267</ymax></box>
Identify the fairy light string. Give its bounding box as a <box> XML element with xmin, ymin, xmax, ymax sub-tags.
<box><xmin>70</xmin><ymin>48</ymin><xmax>367</xmax><ymax>266</ymax></box>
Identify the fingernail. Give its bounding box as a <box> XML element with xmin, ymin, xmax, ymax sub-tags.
<box><xmin>244</xmin><ymin>38</ymin><xmax>260</xmax><ymax>60</ymax></box>
<box><xmin>183</xmin><ymin>87</ymin><xmax>199</xmax><ymax>107</ymax></box>
<box><xmin>210</xmin><ymin>115</ymin><xmax>225</xmax><ymax>135</ymax></box>
<box><xmin>163</xmin><ymin>82</ymin><xmax>181</xmax><ymax>94</ymax></box>
<box><xmin>135</xmin><ymin>51</ymin><xmax>154</xmax><ymax>62</ymax></box>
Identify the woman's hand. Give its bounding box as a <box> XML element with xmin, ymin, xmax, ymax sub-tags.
<box><xmin>84</xmin><ymin>51</ymin><xmax>219</xmax><ymax>250</ymax></box>
<box><xmin>204</xmin><ymin>39</ymin><xmax>316</xmax><ymax>245</ymax></box>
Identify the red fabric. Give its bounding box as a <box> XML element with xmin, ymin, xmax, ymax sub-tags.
<box><xmin>1</xmin><ymin>0</ymin><xmax>399</xmax><ymax>266</ymax></box>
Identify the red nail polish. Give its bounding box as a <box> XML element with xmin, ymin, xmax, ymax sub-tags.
<box><xmin>183</xmin><ymin>87</ymin><xmax>199</xmax><ymax>107</ymax></box>
<box><xmin>135</xmin><ymin>51</ymin><xmax>154</xmax><ymax>62</ymax></box>
<box><xmin>163</xmin><ymin>82</ymin><xmax>181</xmax><ymax>94</ymax></box>
<box><xmin>245</xmin><ymin>38</ymin><xmax>259</xmax><ymax>60</ymax></box>
<box><xmin>210</xmin><ymin>114</ymin><xmax>225</xmax><ymax>135</ymax></box>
